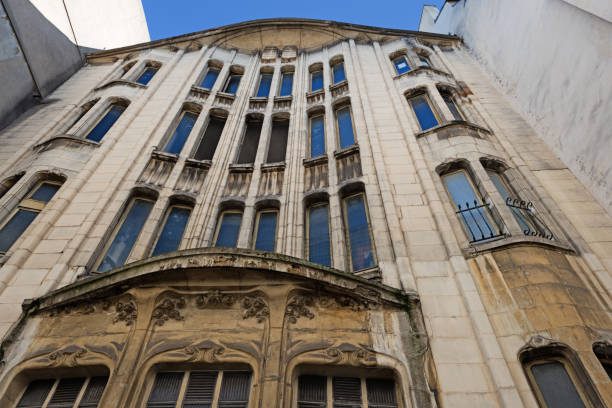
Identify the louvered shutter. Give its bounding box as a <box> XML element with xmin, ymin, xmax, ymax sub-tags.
<box><xmin>217</xmin><ymin>371</ymin><xmax>251</xmax><ymax>408</ymax></box>
<box><xmin>366</xmin><ymin>379</ymin><xmax>397</xmax><ymax>408</ymax></box>
<box><xmin>47</xmin><ymin>377</ymin><xmax>86</xmax><ymax>408</ymax></box>
<box><xmin>182</xmin><ymin>371</ymin><xmax>218</xmax><ymax>408</ymax></box>
<box><xmin>297</xmin><ymin>375</ymin><xmax>326</xmax><ymax>408</ymax></box>
<box><xmin>17</xmin><ymin>379</ymin><xmax>55</xmax><ymax>408</ymax></box>
<box><xmin>78</xmin><ymin>376</ymin><xmax>109</xmax><ymax>408</ymax></box>
<box><xmin>332</xmin><ymin>377</ymin><xmax>361</xmax><ymax>408</ymax></box>
<box><xmin>147</xmin><ymin>372</ymin><xmax>183</xmax><ymax>408</ymax></box>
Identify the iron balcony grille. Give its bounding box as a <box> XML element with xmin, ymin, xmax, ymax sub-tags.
<box><xmin>455</xmin><ymin>200</ymin><xmax>505</xmax><ymax>243</ymax></box>
<box><xmin>505</xmin><ymin>198</ymin><xmax>554</xmax><ymax>240</ymax></box>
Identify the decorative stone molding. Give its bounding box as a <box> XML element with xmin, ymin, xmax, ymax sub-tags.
<box><xmin>325</xmin><ymin>343</ymin><xmax>376</xmax><ymax>366</ymax></box>
<box><xmin>285</xmin><ymin>294</ymin><xmax>315</xmax><ymax>323</ymax></box>
<box><xmin>152</xmin><ymin>293</ymin><xmax>186</xmax><ymax>326</ymax></box>
<box><xmin>318</xmin><ymin>293</ymin><xmax>371</xmax><ymax>312</ymax></box>
<box><xmin>241</xmin><ymin>296</ymin><xmax>269</xmax><ymax>322</ymax></box>
<box><xmin>183</xmin><ymin>342</ymin><xmax>225</xmax><ymax>362</ymax></box>
<box><xmin>47</xmin><ymin>345</ymin><xmax>88</xmax><ymax>367</ymax></box>
<box><xmin>195</xmin><ymin>290</ymin><xmax>269</xmax><ymax>323</ymax></box>
<box><xmin>105</xmin><ymin>296</ymin><xmax>137</xmax><ymax>326</ymax></box>
<box><xmin>48</xmin><ymin>302</ymin><xmax>96</xmax><ymax>317</ymax></box>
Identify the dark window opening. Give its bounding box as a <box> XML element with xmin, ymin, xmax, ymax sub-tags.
<box><xmin>193</xmin><ymin>116</ymin><xmax>226</xmax><ymax>161</ymax></box>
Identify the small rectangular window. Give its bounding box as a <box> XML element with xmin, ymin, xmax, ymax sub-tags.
<box><xmin>309</xmin><ymin>115</ymin><xmax>325</xmax><ymax>157</ymax></box>
<box><xmin>98</xmin><ymin>198</ymin><xmax>154</xmax><ymax>272</ymax></box>
<box><xmin>393</xmin><ymin>56</ymin><xmax>410</xmax><ymax>74</ymax></box>
<box><xmin>236</xmin><ymin>120</ymin><xmax>262</xmax><ymax>164</ymax></box>
<box><xmin>343</xmin><ymin>194</ymin><xmax>376</xmax><ymax>271</ymax></box>
<box><xmin>200</xmin><ymin>67</ymin><xmax>220</xmax><ymax>89</ymax></box>
<box><xmin>193</xmin><ymin>116</ymin><xmax>226</xmax><ymax>161</ymax></box>
<box><xmin>336</xmin><ymin>106</ymin><xmax>355</xmax><ymax>149</ymax></box>
<box><xmin>163</xmin><ymin>112</ymin><xmax>198</xmax><ymax>155</ymax></box>
<box><xmin>266</xmin><ymin>119</ymin><xmax>289</xmax><ymax>163</ymax></box>
<box><xmin>256</xmin><ymin>73</ymin><xmax>273</xmax><ymax>97</ymax></box>
<box><xmin>409</xmin><ymin>94</ymin><xmax>438</xmax><ymax>131</ymax></box>
<box><xmin>253</xmin><ymin>210</ymin><xmax>277</xmax><ymax>252</ymax></box>
<box><xmin>311</xmin><ymin>70</ymin><xmax>323</xmax><ymax>91</ymax></box>
<box><xmin>151</xmin><ymin>205</ymin><xmax>191</xmax><ymax>256</ymax></box>
<box><xmin>85</xmin><ymin>105</ymin><xmax>125</xmax><ymax>142</ymax></box>
<box><xmin>332</xmin><ymin>62</ymin><xmax>346</xmax><ymax>83</ymax></box>
<box><xmin>17</xmin><ymin>376</ymin><xmax>108</xmax><ymax>408</ymax></box>
<box><xmin>279</xmin><ymin>72</ymin><xmax>293</xmax><ymax>96</ymax></box>
<box><xmin>224</xmin><ymin>74</ymin><xmax>242</xmax><ymax>94</ymax></box>
<box><xmin>307</xmin><ymin>203</ymin><xmax>331</xmax><ymax>267</ymax></box>
<box><xmin>136</xmin><ymin>67</ymin><xmax>158</xmax><ymax>85</ymax></box>
<box><xmin>215</xmin><ymin>211</ymin><xmax>242</xmax><ymax>247</ymax></box>
<box><xmin>440</xmin><ymin>91</ymin><xmax>463</xmax><ymax>121</ymax></box>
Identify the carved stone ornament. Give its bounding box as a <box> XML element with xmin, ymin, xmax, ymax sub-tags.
<box><xmin>325</xmin><ymin>343</ymin><xmax>376</xmax><ymax>367</ymax></box>
<box><xmin>520</xmin><ymin>335</ymin><xmax>566</xmax><ymax>355</ymax></box>
<box><xmin>196</xmin><ymin>290</ymin><xmax>236</xmax><ymax>308</ymax></box>
<box><xmin>183</xmin><ymin>342</ymin><xmax>225</xmax><ymax>362</ymax></box>
<box><xmin>109</xmin><ymin>297</ymin><xmax>137</xmax><ymax>326</ymax></box>
<box><xmin>152</xmin><ymin>293</ymin><xmax>186</xmax><ymax>326</ymax></box>
<box><xmin>47</xmin><ymin>345</ymin><xmax>88</xmax><ymax>367</ymax></box>
<box><xmin>241</xmin><ymin>296</ymin><xmax>270</xmax><ymax>322</ymax></box>
<box><xmin>48</xmin><ymin>302</ymin><xmax>96</xmax><ymax>317</ymax></box>
<box><xmin>196</xmin><ymin>290</ymin><xmax>270</xmax><ymax>322</ymax></box>
<box><xmin>318</xmin><ymin>293</ymin><xmax>372</xmax><ymax>312</ymax></box>
<box><xmin>285</xmin><ymin>294</ymin><xmax>315</xmax><ymax>324</ymax></box>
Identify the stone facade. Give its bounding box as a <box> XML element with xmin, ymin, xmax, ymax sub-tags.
<box><xmin>0</xmin><ymin>18</ymin><xmax>610</xmax><ymax>408</ymax></box>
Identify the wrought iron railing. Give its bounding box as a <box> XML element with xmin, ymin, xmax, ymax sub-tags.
<box><xmin>505</xmin><ymin>198</ymin><xmax>554</xmax><ymax>240</ymax></box>
<box><xmin>455</xmin><ymin>201</ymin><xmax>505</xmax><ymax>243</ymax></box>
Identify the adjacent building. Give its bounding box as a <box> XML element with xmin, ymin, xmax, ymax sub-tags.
<box><xmin>0</xmin><ymin>18</ymin><xmax>610</xmax><ymax>408</ymax></box>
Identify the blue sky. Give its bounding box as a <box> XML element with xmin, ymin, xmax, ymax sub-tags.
<box><xmin>142</xmin><ymin>0</ymin><xmax>445</xmax><ymax>41</ymax></box>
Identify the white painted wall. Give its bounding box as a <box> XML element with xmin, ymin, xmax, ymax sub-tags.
<box><xmin>419</xmin><ymin>0</ymin><xmax>612</xmax><ymax>215</ymax></box>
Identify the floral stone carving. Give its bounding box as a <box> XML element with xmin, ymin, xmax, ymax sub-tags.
<box><xmin>285</xmin><ymin>294</ymin><xmax>315</xmax><ymax>323</ymax></box>
<box><xmin>152</xmin><ymin>293</ymin><xmax>186</xmax><ymax>326</ymax></box>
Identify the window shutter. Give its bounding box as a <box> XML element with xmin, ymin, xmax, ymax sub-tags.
<box><xmin>17</xmin><ymin>379</ymin><xmax>55</xmax><ymax>408</ymax></box>
<box><xmin>47</xmin><ymin>377</ymin><xmax>85</xmax><ymax>408</ymax></box>
<box><xmin>297</xmin><ymin>375</ymin><xmax>326</xmax><ymax>408</ymax></box>
<box><xmin>218</xmin><ymin>371</ymin><xmax>251</xmax><ymax>408</ymax></box>
<box><xmin>182</xmin><ymin>371</ymin><xmax>218</xmax><ymax>408</ymax></box>
<box><xmin>147</xmin><ymin>372</ymin><xmax>183</xmax><ymax>408</ymax></box>
<box><xmin>78</xmin><ymin>376</ymin><xmax>109</xmax><ymax>408</ymax></box>
<box><xmin>332</xmin><ymin>377</ymin><xmax>361</xmax><ymax>408</ymax></box>
<box><xmin>366</xmin><ymin>379</ymin><xmax>397</xmax><ymax>408</ymax></box>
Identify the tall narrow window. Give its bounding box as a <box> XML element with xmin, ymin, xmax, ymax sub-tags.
<box><xmin>0</xmin><ymin>181</ymin><xmax>61</xmax><ymax>253</ymax></box>
<box><xmin>236</xmin><ymin>119</ymin><xmax>262</xmax><ymax>164</ymax></box>
<box><xmin>200</xmin><ymin>67</ymin><xmax>220</xmax><ymax>89</ymax></box>
<box><xmin>151</xmin><ymin>205</ymin><xmax>191</xmax><ymax>256</ymax></box>
<box><xmin>343</xmin><ymin>193</ymin><xmax>375</xmax><ymax>271</ymax></box>
<box><xmin>593</xmin><ymin>343</ymin><xmax>612</xmax><ymax>381</ymax></box>
<box><xmin>418</xmin><ymin>55</ymin><xmax>431</xmax><ymax>67</ymax></box>
<box><xmin>298</xmin><ymin>375</ymin><xmax>398</xmax><ymax>408</ymax></box>
<box><xmin>253</xmin><ymin>210</ymin><xmax>277</xmax><ymax>252</ymax></box>
<box><xmin>266</xmin><ymin>119</ymin><xmax>289</xmax><ymax>163</ymax></box>
<box><xmin>224</xmin><ymin>73</ymin><xmax>242</xmax><ymax>94</ymax></box>
<box><xmin>408</xmin><ymin>94</ymin><xmax>438</xmax><ymax>131</ymax></box>
<box><xmin>332</xmin><ymin>62</ymin><xmax>346</xmax><ymax>83</ymax></box>
<box><xmin>17</xmin><ymin>376</ymin><xmax>108</xmax><ymax>408</ymax></box>
<box><xmin>440</xmin><ymin>90</ymin><xmax>463</xmax><ymax>121</ymax></box>
<box><xmin>442</xmin><ymin>170</ymin><xmax>500</xmax><ymax>243</ymax></box>
<box><xmin>307</xmin><ymin>203</ymin><xmax>331</xmax><ymax>267</ymax></box>
<box><xmin>309</xmin><ymin>114</ymin><xmax>325</xmax><ymax>157</ymax></box>
<box><xmin>136</xmin><ymin>66</ymin><xmax>158</xmax><ymax>85</ymax></box>
<box><xmin>393</xmin><ymin>55</ymin><xmax>410</xmax><ymax>74</ymax></box>
<box><xmin>85</xmin><ymin>104</ymin><xmax>126</xmax><ymax>142</ymax></box>
<box><xmin>486</xmin><ymin>170</ymin><xmax>538</xmax><ymax>235</ymax></box>
<box><xmin>163</xmin><ymin>111</ymin><xmax>198</xmax><ymax>155</ymax></box>
<box><xmin>311</xmin><ymin>70</ymin><xmax>323</xmax><ymax>91</ymax></box>
<box><xmin>256</xmin><ymin>73</ymin><xmax>273</xmax><ymax>97</ymax></box>
<box><xmin>97</xmin><ymin>198</ymin><xmax>154</xmax><ymax>272</ymax></box>
<box><xmin>193</xmin><ymin>116</ymin><xmax>226</xmax><ymax>161</ymax></box>
<box><xmin>147</xmin><ymin>371</ymin><xmax>251</xmax><ymax>408</ymax></box>
<box><xmin>279</xmin><ymin>72</ymin><xmax>293</xmax><ymax>96</ymax></box>
<box><xmin>527</xmin><ymin>361</ymin><xmax>587</xmax><ymax>408</ymax></box>
<box><xmin>336</xmin><ymin>106</ymin><xmax>355</xmax><ymax>149</ymax></box>
<box><xmin>215</xmin><ymin>211</ymin><xmax>242</xmax><ymax>247</ymax></box>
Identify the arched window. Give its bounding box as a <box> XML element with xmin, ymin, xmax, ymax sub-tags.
<box><xmin>331</xmin><ymin>56</ymin><xmax>346</xmax><ymax>84</ymax></box>
<box><xmin>593</xmin><ymin>342</ymin><xmax>612</xmax><ymax>381</ymax></box>
<box><xmin>214</xmin><ymin>209</ymin><xmax>243</xmax><ymax>248</ymax></box>
<box><xmin>151</xmin><ymin>201</ymin><xmax>192</xmax><ymax>256</ymax></box>
<box><xmin>438</xmin><ymin>88</ymin><xmax>463</xmax><ymax>121</ymax></box>
<box><xmin>341</xmin><ymin>190</ymin><xmax>376</xmax><ymax>272</ymax></box>
<box><xmin>417</xmin><ymin>53</ymin><xmax>432</xmax><ymax>68</ymax></box>
<box><xmin>310</xmin><ymin>63</ymin><xmax>324</xmax><ymax>92</ymax></box>
<box><xmin>162</xmin><ymin>108</ymin><xmax>199</xmax><ymax>155</ymax></box>
<box><xmin>223</xmin><ymin>66</ymin><xmax>243</xmax><ymax>95</ymax></box>
<box><xmin>391</xmin><ymin>52</ymin><xmax>411</xmax><ymax>75</ymax></box>
<box><xmin>199</xmin><ymin>60</ymin><xmax>222</xmax><ymax>89</ymax></box>
<box><xmin>192</xmin><ymin>110</ymin><xmax>227</xmax><ymax>161</ymax></box>
<box><xmin>15</xmin><ymin>375</ymin><xmax>108</xmax><ymax>408</ymax></box>
<box><xmin>253</xmin><ymin>208</ymin><xmax>278</xmax><ymax>252</ymax></box>
<box><xmin>135</xmin><ymin>62</ymin><xmax>160</xmax><ymax>86</ymax></box>
<box><xmin>406</xmin><ymin>90</ymin><xmax>439</xmax><ymax>131</ymax></box>
<box><xmin>306</xmin><ymin>201</ymin><xmax>331</xmax><ymax>267</ymax></box>
<box><xmin>84</xmin><ymin>100</ymin><xmax>129</xmax><ymax>143</ymax></box>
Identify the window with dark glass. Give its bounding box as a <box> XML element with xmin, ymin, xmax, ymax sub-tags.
<box><xmin>136</xmin><ymin>66</ymin><xmax>158</xmax><ymax>85</ymax></box>
<box><xmin>440</xmin><ymin>90</ymin><xmax>463</xmax><ymax>121</ymax></box>
<box><xmin>332</xmin><ymin>62</ymin><xmax>346</xmax><ymax>84</ymax></box>
<box><xmin>151</xmin><ymin>205</ymin><xmax>191</xmax><ymax>256</ymax></box>
<box><xmin>343</xmin><ymin>193</ymin><xmax>376</xmax><ymax>271</ymax></box>
<box><xmin>97</xmin><ymin>198</ymin><xmax>154</xmax><ymax>272</ymax></box>
<box><xmin>215</xmin><ymin>211</ymin><xmax>242</xmax><ymax>247</ymax></box>
<box><xmin>85</xmin><ymin>104</ymin><xmax>126</xmax><ymax>142</ymax></box>
<box><xmin>279</xmin><ymin>72</ymin><xmax>293</xmax><ymax>96</ymax></box>
<box><xmin>256</xmin><ymin>73</ymin><xmax>273</xmax><ymax>97</ymax></box>
<box><xmin>266</xmin><ymin>119</ymin><xmax>289</xmax><ymax>163</ymax></box>
<box><xmin>527</xmin><ymin>361</ymin><xmax>587</xmax><ymax>408</ymax></box>
<box><xmin>163</xmin><ymin>111</ymin><xmax>198</xmax><ymax>155</ymax></box>
<box><xmin>309</xmin><ymin>114</ymin><xmax>325</xmax><ymax>157</ymax></box>
<box><xmin>253</xmin><ymin>210</ymin><xmax>277</xmax><ymax>252</ymax></box>
<box><xmin>200</xmin><ymin>67</ymin><xmax>220</xmax><ymax>89</ymax></box>
<box><xmin>193</xmin><ymin>116</ymin><xmax>226</xmax><ymax>161</ymax></box>
<box><xmin>408</xmin><ymin>94</ymin><xmax>438</xmax><ymax>131</ymax></box>
<box><xmin>298</xmin><ymin>375</ymin><xmax>397</xmax><ymax>408</ymax></box>
<box><xmin>336</xmin><ymin>106</ymin><xmax>355</xmax><ymax>149</ymax></box>
<box><xmin>393</xmin><ymin>55</ymin><xmax>410</xmax><ymax>74</ymax></box>
<box><xmin>236</xmin><ymin>119</ymin><xmax>263</xmax><ymax>164</ymax></box>
<box><xmin>224</xmin><ymin>74</ymin><xmax>242</xmax><ymax>94</ymax></box>
<box><xmin>147</xmin><ymin>370</ymin><xmax>251</xmax><ymax>408</ymax></box>
<box><xmin>311</xmin><ymin>70</ymin><xmax>323</xmax><ymax>91</ymax></box>
<box><xmin>17</xmin><ymin>376</ymin><xmax>108</xmax><ymax>408</ymax></box>
<box><xmin>0</xmin><ymin>181</ymin><xmax>61</xmax><ymax>253</ymax></box>
<box><xmin>307</xmin><ymin>203</ymin><xmax>331</xmax><ymax>267</ymax></box>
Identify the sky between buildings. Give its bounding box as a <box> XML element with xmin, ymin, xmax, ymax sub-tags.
<box><xmin>142</xmin><ymin>0</ymin><xmax>445</xmax><ymax>41</ymax></box>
